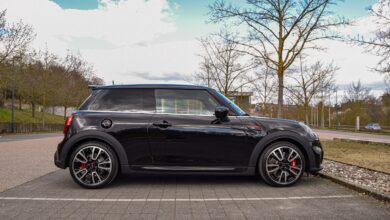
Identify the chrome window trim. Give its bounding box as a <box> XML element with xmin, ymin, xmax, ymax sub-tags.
<box><xmin>76</xmin><ymin>110</ymin><xmax>218</xmax><ymax>117</ymax></box>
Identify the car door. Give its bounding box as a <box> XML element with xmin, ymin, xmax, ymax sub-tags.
<box><xmin>147</xmin><ymin>89</ymin><xmax>253</xmax><ymax>168</ymax></box>
<box><xmin>87</xmin><ymin>88</ymin><xmax>155</xmax><ymax>165</ymax></box>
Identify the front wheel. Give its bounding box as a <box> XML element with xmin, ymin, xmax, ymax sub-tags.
<box><xmin>69</xmin><ymin>142</ymin><xmax>119</xmax><ymax>189</ymax></box>
<box><xmin>258</xmin><ymin>142</ymin><xmax>305</xmax><ymax>187</ymax></box>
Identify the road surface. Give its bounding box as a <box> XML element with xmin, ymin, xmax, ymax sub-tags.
<box><xmin>0</xmin><ymin>133</ymin><xmax>61</xmax><ymax>192</ymax></box>
<box><xmin>0</xmin><ymin>132</ymin><xmax>389</xmax><ymax>219</ymax></box>
<box><xmin>0</xmin><ymin>132</ymin><xmax>62</xmax><ymax>142</ymax></box>
<box><xmin>314</xmin><ymin>129</ymin><xmax>390</xmax><ymax>144</ymax></box>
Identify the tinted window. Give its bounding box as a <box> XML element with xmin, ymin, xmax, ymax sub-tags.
<box><xmin>88</xmin><ymin>89</ymin><xmax>155</xmax><ymax>112</ymax></box>
<box><xmin>155</xmin><ymin>89</ymin><xmax>220</xmax><ymax>115</ymax></box>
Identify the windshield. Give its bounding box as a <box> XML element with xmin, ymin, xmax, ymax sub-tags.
<box><xmin>214</xmin><ymin>90</ymin><xmax>248</xmax><ymax>116</ymax></box>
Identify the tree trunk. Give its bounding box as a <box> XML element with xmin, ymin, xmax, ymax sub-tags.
<box><xmin>0</xmin><ymin>90</ymin><xmax>6</xmax><ymax>108</ymax></box>
<box><xmin>321</xmin><ymin>102</ymin><xmax>325</xmax><ymax>128</ymax></box>
<box><xmin>31</xmin><ymin>102</ymin><xmax>35</xmax><ymax>118</ymax></box>
<box><xmin>18</xmin><ymin>96</ymin><xmax>22</xmax><ymax>110</ymax></box>
<box><xmin>0</xmin><ymin>94</ymin><xmax>3</xmax><ymax>108</ymax></box>
<box><xmin>277</xmin><ymin>73</ymin><xmax>284</xmax><ymax>118</ymax></box>
<box><xmin>64</xmin><ymin>106</ymin><xmax>67</xmax><ymax>120</ymax></box>
<box><xmin>304</xmin><ymin>104</ymin><xmax>309</xmax><ymax>124</ymax></box>
<box><xmin>42</xmin><ymin>95</ymin><xmax>45</xmax><ymax>128</ymax></box>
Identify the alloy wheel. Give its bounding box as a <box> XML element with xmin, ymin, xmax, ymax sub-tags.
<box><xmin>265</xmin><ymin>146</ymin><xmax>303</xmax><ymax>185</ymax></box>
<box><xmin>71</xmin><ymin>146</ymin><xmax>112</xmax><ymax>186</ymax></box>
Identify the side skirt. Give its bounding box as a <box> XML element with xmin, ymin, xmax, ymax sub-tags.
<box><xmin>121</xmin><ymin>165</ymin><xmax>256</xmax><ymax>176</ymax></box>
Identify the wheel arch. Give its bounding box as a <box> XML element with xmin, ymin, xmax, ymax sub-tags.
<box><xmin>61</xmin><ymin>131</ymin><xmax>128</xmax><ymax>168</ymax></box>
<box><xmin>249</xmin><ymin>131</ymin><xmax>313</xmax><ymax>172</ymax></box>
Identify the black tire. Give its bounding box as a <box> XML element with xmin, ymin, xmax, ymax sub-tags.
<box><xmin>69</xmin><ymin>141</ymin><xmax>119</xmax><ymax>189</ymax></box>
<box><xmin>258</xmin><ymin>141</ymin><xmax>305</xmax><ymax>187</ymax></box>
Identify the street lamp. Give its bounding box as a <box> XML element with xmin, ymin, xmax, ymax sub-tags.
<box><xmin>11</xmin><ymin>55</ymin><xmax>22</xmax><ymax>133</ymax></box>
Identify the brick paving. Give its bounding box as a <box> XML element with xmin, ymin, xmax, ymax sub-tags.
<box><xmin>0</xmin><ymin>134</ymin><xmax>389</xmax><ymax>219</ymax></box>
<box><xmin>0</xmin><ymin>136</ymin><xmax>61</xmax><ymax>192</ymax></box>
<box><xmin>0</xmin><ymin>170</ymin><xmax>389</xmax><ymax>219</ymax></box>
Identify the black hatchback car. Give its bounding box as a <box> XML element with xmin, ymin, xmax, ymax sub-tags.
<box><xmin>54</xmin><ymin>84</ymin><xmax>323</xmax><ymax>188</ymax></box>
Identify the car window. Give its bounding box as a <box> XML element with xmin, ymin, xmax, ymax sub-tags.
<box><xmin>155</xmin><ymin>89</ymin><xmax>220</xmax><ymax>115</ymax></box>
<box><xmin>87</xmin><ymin>89</ymin><xmax>155</xmax><ymax>112</ymax></box>
<box><xmin>214</xmin><ymin>90</ymin><xmax>247</xmax><ymax>116</ymax></box>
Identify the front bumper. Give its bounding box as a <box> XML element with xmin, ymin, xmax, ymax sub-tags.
<box><xmin>309</xmin><ymin>139</ymin><xmax>324</xmax><ymax>173</ymax></box>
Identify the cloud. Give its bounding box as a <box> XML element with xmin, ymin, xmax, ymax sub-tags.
<box><xmin>132</xmin><ymin>71</ymin><xmax>189</xmax><ymax>81</ymax></box>
<box><xmin>0</xmin><ymin>0</ymin><xmax>387</xmax><ymax>91</ymax></box>
<box><xmin>302</xmin><ymin>14</ymin><xmax>383</xmax><ymax>87</ymax></box>
<box><xmin>0</xmin><ymin>0</ymin><xmax>187</xmax><ymax>84</ymax></box>
<box><xmin>1</xmin><ymin>0</ymin><xmax>175</xmax><ymax>48</ymax></box>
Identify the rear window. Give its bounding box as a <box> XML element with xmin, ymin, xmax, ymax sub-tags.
<box><xmin>85</xmin><ymin>89</ymin><xmax>155</xmax><ymax>112</ymax></box>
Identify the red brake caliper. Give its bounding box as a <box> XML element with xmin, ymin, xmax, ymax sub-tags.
<box><xmin>80</xmin><ymin>163</ymin><xmax>86</xmax><ymax>170</ymax></box>
<box><xmin>290</xmin><ymin>160</ymin><xmax>297</xmax><ymax>176</ymax></box>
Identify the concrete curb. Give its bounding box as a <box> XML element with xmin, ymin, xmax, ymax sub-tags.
<box><xmin>333</xmin><ymin>138</ymin><xmax>390</xmax><ymax>146</ymax></box>
<box><xmin>318</xmin><ymin>172</ymin><xmax>390</xmax><ymax>202</ymax></box>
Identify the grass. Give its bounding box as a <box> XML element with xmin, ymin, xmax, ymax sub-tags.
<box><xmin>321</xmin><ymin>140</ymin><xmax>390</xmax><ymax>174</ymax></box>
<box><xmin>0</xmin><ymin>108</ymin><xmax>65</xmax><ymax>124</ymax></box>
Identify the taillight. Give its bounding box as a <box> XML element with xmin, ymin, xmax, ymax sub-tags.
<box><xmin>63</xmin><ymin>115</ymin><xmax>73</xmax><ymax>135</ymax></box>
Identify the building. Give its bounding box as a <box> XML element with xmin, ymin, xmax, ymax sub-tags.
<box><xmin>227</xmin><ymin>91</ymin><xmax>253</xmax><ymax>113</ymax></box>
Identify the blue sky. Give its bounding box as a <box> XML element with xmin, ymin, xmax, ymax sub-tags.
<box><xmin>49</xmin><ymin>0</ymin><xmax>381</xmax><ymax>61</ymax></box>
<box><xmin>1</xmin><ymin>0</ymin><xmax>385</xmax><ymax>96</ymax></box>
<box><xmin>52</xmin><ymin>0</ymin><xmax>375</xmax><ymax>18</ymax></box>
<box><xmin>52</xmin><ymin>0</ymin><xmax>376</xmax><ymax>41</ymax></box>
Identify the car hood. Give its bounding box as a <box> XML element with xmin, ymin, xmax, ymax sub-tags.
<box><xmin>248</xmin><ymin>116</ymin><xmax>307</xmax><ymax>135</ymax></box>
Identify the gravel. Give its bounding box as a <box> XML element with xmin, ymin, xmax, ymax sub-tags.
<box><xmin>321</xmin><ymin>159</ymin><xmax>390</xmax><ymax>195</ymax></box>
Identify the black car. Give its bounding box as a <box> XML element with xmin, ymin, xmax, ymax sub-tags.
<box><xmin>54</xmin><ymin>84</ymin><xmax>323</xmax><ymax>188</ymax></box>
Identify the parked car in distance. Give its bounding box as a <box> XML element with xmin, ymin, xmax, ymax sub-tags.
<box><xmin>54</xmin><ymin>84</ymin><xmax>323</xmax><ymax>188</ymax></box>
<box><xmin>365</xmin><ymin>123</ymin><xmax>382</xmax><ymax>131</ymax></box>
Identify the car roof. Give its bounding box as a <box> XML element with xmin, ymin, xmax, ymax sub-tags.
<box><xmin>90</xmin><ymin>84</ymin><xmax>211</xmax><ymax>90</ymax></box>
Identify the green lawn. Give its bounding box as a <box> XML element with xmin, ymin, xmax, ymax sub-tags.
<box><xmin>321</xmin><ymin>140</ymin><xmax>390</xmax><ymax>174</ymax></box>
<box><xmin>0</xmin><ymin>108</ymin><xmax>65</xmax><ymax>124</ymax></box>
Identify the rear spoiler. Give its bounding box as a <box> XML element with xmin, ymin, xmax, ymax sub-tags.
<box><xmin>88</xmin><ymin>85</ymin><xmax>99</xmax><ymax>90</ymax></box>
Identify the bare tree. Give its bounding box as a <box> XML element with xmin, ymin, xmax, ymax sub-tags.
<box><xmin>196</xmin><ymin>28</ymin><xmax>256</xmax><ymax>95</ymax></box>
<box><xmin>209</xmin><ymin>0</ymin><xmax>347</xmax><ymax>117</ymax></box>
<box><xmin>353</xmin><ymin>0</ymin><xmax>390</xmax><ymax>80</ymax></box>
<box><xmin>286</xmin><ymin>61</ymin><xmax>337</xmax><ymax>124</ymax></box>
<box><xmin>341</xmin><ymin>81</ymin><xmax>374</xmax><ymax>126</ymax></box>
<box><xmin>0</xmin><ymin>10</ymin><xmax>35</xmax><ymax>64</ymax></box>
<box><xmin>251</xmin><ymin>66</ymin><xmax>277</xmax><ymax>116</ymax></box>
<box><xmin>193</xmin><ymin>56</ymin><xmax>214</xmax><ymax>87</ymax></box>
<box><xmin>344</xmin><ymin>80</ymin><xmax>372</xmax><ymax>103</ymax></box>
<box><xmin>0</xmin><ymin>10</ymin><xmax>35</xmax><ymax>106</ymax></box>
<box><xmin>56</xmin><ymin>50</ymin><xmax>101</xmax><ymax>119</ymax></box>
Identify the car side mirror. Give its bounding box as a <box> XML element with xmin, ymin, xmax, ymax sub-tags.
<box><xmin>214</xmin><ymin>106</ymin><xmax>229</xmax><ymax>120</ymax></box>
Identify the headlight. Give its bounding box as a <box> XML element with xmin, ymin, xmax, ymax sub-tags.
<box><xmin>299</xmin><ymin>122</ymin><xmax>318</xmax><ymax>139</ymax></box>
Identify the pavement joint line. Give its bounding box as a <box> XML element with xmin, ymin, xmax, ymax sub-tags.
<box><xmin>0</xmin><ymin>195</ymin><xmax>355</xmax><ymax>202</ymax></box>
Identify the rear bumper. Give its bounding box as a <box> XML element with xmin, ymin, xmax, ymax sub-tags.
<box><xmin>54</xmin><ymin>141</ymin><xmax>66</xmax><ymax>169</ymax></box>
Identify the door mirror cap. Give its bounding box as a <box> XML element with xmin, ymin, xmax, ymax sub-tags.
<box><xmin>215</xmin><ymin>106</ymin><xmax>229</xmax><ymax>119</ymax></box>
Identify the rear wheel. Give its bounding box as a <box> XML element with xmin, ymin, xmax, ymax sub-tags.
<box><xmin>258</xmin><ymin>142</ymin><xmax>305</xmax><ymax>187</ymax></box>
<box><xmin>69</xmin><ymin>142</ymin><xmax>118</xmax><ymax>189</ymax></box>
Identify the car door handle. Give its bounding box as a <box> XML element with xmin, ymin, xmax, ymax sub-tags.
<box><xmin>152</xmin><ymin>120</ymin><xmax>172</xmax><ymax>128</ymax></box>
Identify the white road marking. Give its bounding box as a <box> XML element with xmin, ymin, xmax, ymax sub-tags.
<box><xmin>0</xmin><ymin>195</ymin><xmax>355</xmax><ymax>202</ymax></box>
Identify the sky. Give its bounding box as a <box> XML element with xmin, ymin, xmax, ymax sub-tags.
<box><xmin>0</xmin><ymin>0</ymin><xmax>387</xmax><ymax>96</ymax></box>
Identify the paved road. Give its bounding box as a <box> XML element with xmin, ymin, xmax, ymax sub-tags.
<box><xmin>314</xmin><ymin>129</ymin><xmax>390</xmax><ymax>143</ymax></box>
<box><xmin>0</xmin><ymin>134</ymin><xmax>389</xmax><ymax>219</ymax></box>
<box><xmin>0</xmin><ymin>134</ymin><xmax>61</xmax><ymax>192</ymax></box>
<box><xmin>0</xmin><ymin>170</ymin><xmax>389</xmax><ymax>219</ymax></box>
<box><xmin>0</xmin><ymin>132</ymin><xmax>62</xmax><ymax>142</ymax></box>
